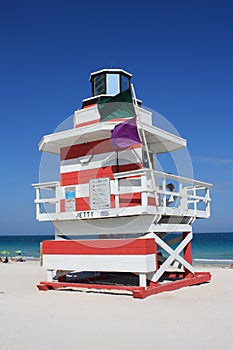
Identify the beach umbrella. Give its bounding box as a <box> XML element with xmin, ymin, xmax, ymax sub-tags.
<box><xmin>15</xmin><ymin>249</ymin><xmax>24</xmax><ymax>255</ymax></box>
<box><xmin>1</xmin><ymin>250</ymin><xmax>10</xmax><ymax>255</ymax></box>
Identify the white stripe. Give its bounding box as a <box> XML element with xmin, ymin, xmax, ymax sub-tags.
<box><xmin>60</xmin><ymin>148</ymin><xmax>142</xmax><ymax>173</ymax></box>
<box><xmin>74</xmin><ymin>106</ymin><xmax>99</xmax><ymax>126</ymax></box>
<box><xmin>73</xmin><ymin>102</ymin><xmax>152</xmax><ymax>126</ymax></box>
<box><xmin>43</xmin><ymin>254</ymin><xmax>156</xmax><ymax>273</ymax></box>
<box><xmin>60</xmin><ymin>151</ymin><xmax>115</xmax><ymax>173</ymax></box>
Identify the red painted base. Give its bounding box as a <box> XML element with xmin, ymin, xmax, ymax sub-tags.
<box><xmin>37</xmin><ymin>272</ymin><xmax>211</xmax><ymax>299</ymax></box>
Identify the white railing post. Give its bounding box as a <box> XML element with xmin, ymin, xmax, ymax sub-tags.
<box><xmin>141</xmin><ymin>173</ymin><xmax>147</xmax><ymax>210</ymax></box>
<box><xmin>193</xmin><ymin>186</ymin><xmax>197</xmax><ymax>215</ymax></box>
<box><xmin>179</xmin><ymin>182</ymin><xmax>187</xmax><ymax>212</ymax></box>
<box><xmin>206</xmin><ymin>187</ymin><xmax>210</xmax><ymax>217</ymax></box>
<box><xmin>115</xmin><ymin>177</ymin><xmax>120</xmax><ymax>213</ymax></box>
<box><xmin>162</xmin><ymin>176</ymin><xmax>166</xmax><ymax>209</ymax></box>
<box><xmin>35</xmin><ymin>187</ymin><xmax>40</xmax><ymax>220</ymax></box>
<box><xmin>55</xmin><ymin>185</ymin><xmax>60</xmax><ymax>214</ymax></box>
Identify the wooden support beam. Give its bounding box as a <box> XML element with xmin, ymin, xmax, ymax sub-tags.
<box><xmin>37</xmin><ymin>272</ymin><xmax>211</xmax><ymax>298</ymax></box>
<box><xmin>150</xmin><ymin>232</ymin><xmax>194</xmax><ymax>283</ymax></box>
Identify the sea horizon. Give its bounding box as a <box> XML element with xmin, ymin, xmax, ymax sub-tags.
<box><xmin>1</xmin><ymin>231</ymin><xmax>232</xmax><ymax>236</ymax></box>
<box><xmin>0</xmin><ymin>232</ymin><xmax>232</xmax><ymax>266</ymax></box>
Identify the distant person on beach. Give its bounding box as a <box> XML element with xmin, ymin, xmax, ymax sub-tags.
<box><xmin>3</xmin><ymin>256</ymin><xmax>8</xmax><ymax>263</ymax></box>
<box><xmin>16</xmin><ymin>256</ymin><xmax>24</xmax><ymax>262</ymax></box>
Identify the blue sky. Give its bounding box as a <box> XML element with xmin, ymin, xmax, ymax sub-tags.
<box><xmin>0</xmin><ymin>0</ymin><xmax>232</xmax><ymax>234</ymax></box>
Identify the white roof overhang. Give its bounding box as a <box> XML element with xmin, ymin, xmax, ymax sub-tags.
<box><xmin>140</xmin><ymin>122</ymin><xmax>186</xmax><ymax>153</ymax></box>
<box><xmin>39</xmin><ymin>123</ymin><xmax>113</xmax><ymax>154</ymax></box>
<box><xmin>39</xmin><ymin>122</ymin><xmax>186</xmax><ymax>154</ymax></box>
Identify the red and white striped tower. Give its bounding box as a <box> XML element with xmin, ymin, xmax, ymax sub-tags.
<box><xmin>33</xmin><ymin>69</ymin><xmax>211</xmax><ymax>298</ymax></box>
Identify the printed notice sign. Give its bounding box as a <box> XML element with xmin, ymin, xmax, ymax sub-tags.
<box><xmin>90</xmin><ymin>177</ymin><xmax>111</xmax><ymax>210</ymax></box>
<box><xmin>65</xmin><ymin>187</ymin><xmax>76</xmax><ymax>212</ymax></box>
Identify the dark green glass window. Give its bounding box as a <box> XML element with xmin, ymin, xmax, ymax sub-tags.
<box><xmin>93</xmin><ymin>74</ymin><xmax>106</xmax><ymax>96</ymax></box>
<box><xmin>121</xmin><ymin>74</ymin><xmax>130</xmax><ymax>92</ymax></box>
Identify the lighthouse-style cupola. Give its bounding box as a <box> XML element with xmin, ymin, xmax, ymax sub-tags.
<box><xmin>82</xmin><ymin>69</ymin><xmax>132</xmax><ymax>108</ymax></box>
<box><xmin>91</xmin><ymin>69</ymin><xmax>131</xmax><ymax>96</ymax></box>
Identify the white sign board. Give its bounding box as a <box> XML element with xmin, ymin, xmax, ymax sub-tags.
<box><xmin>90</xmin><ymin>177</ymin><xmax>111</xmax><ymax>210</ymax></box>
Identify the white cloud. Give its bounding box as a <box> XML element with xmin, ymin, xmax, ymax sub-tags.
<box><xmin>195</xmin><ymin>156</ymin><xmax>233</xmax><ymax>165</ymax></box>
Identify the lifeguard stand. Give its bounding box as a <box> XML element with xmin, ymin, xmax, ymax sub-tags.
<box><xmin>33</xmin><ymin>68</ymin><xmax>211</xmax><ymax>298</ymax></box>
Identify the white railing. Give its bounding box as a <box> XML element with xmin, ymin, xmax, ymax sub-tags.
<box><xmin>114</xmin><ymin>169</ymin><xmax>211</xmax><ymax>218</ymax></box>
<box><xmin>32</xmin><ymin>169</ymin><xmax>211</xmax><ymax>221</ymax></box>
<box><xmin>32</xmin><ymin>182</ymin><xmax>60</xmax><ymax>220</ymax></box>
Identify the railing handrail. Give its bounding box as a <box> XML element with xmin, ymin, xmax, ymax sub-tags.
<box><xmin>114</xmin><ymin>169</ymin><xmax>145</xmax><ymax>179</ymax></box>
<box><xmin>114</xmin><ymin>168</ymin><xmax>212</xmax><ymax>188</ymax></box>
<box><xmin>33</xmin><ymin>170</ymin><xmax>211</xmax><ymax>190</ymax></box>
<box><xmin>32</xmin><ymin>181</ymin><xmax>59</xmax><ymax>189</ymax></box>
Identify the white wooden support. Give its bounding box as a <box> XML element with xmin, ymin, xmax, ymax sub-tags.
<box><xmin>141</xmin><ymin>174</ymin><xmax>148</xmax><ymax>211</ymax></box>
<box><xmin>162</xmin><ymin>176</ymin><xmax>166</xmax><ymax>209</ymax></box>
<box><xmin>151</xmin><ymin>232</ymin><xmax>194</xmax><ymax>283</ymax></box>
<box><xmin>179</xmin><ymin>182</ymin><xmax>186</xmax><ymax>211</ymax></box>
<box><xmin>47</xmin><ymin>269</ymin><xmax>55</xmax><ymax>282</ymax></box>
<box><xmin>114</xmin><ymin>178</ymin><xmax>120</xmax><ymax>212</ymax></box>
<box><xmin>139</xmin><ymin>273</ymin><xmax>147</xmax><ymax>287</ymax></box>
<box><xmin>55</xmin><ymin>185</ymin><xmax>60</xmax><ymax>214</ymax></box>
<box><xmin>131</xmin><ymin>84</ymin><xmax>158</xmax><ymax>210</ymax></box>
<box><xmin>193</xmin><ymin>186</ymin><xmax>197</xmax><ymax>215</ymax></box>
<box><xmin>206</xmin><ymin>187</ymin><xmax>210</xmax><ymax>216</ymax></box>
<box><xmin>35</xmin><ymin>188</ymin><xmax>40</xmax><ymax>220</ymax></box>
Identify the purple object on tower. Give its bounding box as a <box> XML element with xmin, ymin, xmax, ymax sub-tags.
<box><xmin>110</xmin><ymin>118</ymin><xmax>141</xmax><ymax>149</ymax></box>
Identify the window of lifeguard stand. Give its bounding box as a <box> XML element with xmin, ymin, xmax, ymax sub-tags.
<box><xmin>93</xmin><ymin>72</ymin><xmax>130</xmax><ymax>96</ymax></box>
<box><xmin>107</xmin><ymin>74</ymin><xmax>119</xmax><ymax>95</ymax></box>
<box><xmin>93</xmin><ymin>74</ymin><xmax>106</xmax><ymax>95</ymax></box>
<box><xmin>121</xmin><ymin>74</ymin><xmax>130</xmax><ymax>91</ymax></box>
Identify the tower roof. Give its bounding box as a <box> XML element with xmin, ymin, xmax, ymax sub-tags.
<box><xmin>90</xmin><ymin>68</ymin><xmax>132</xmax><ymax>81</ymax></box>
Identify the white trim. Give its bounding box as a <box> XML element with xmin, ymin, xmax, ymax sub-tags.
<box><xmin>81</xmin><ymin>94</ymin><xmax>110</xmax><ymax>103</ymax></box>
<box><xmin>149</xmin><ymin>223</ymin><xmax>192</xmax><ymax>233</ymax></box>
<box><xmin>43</xmin><ymin>253</ymin><xmax>156</xmax><ymax>273</ymax></box>
<box><xmin>39</xmin><ymin>115</ymin><xmax>186</xmax><ymax>155</ymax></box>
<box><xmin>74</xmin><ymin>106</ymin><xmax>100</xmax><ymax>125</ymax></box>
<box><xmin>90</xmin><ymin>68</ymin><xmax>132</xmax><ymax>79</ymax></box>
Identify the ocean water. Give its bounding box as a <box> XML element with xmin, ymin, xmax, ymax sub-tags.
<box><xmin>192</xmin><ymin>232</ymin><xmax>233</xmax><ymax>266</ymax></box>
<box><xmin>0</xmin><ymin>232</ymin><xmax>232</xmax><ymax>266</ymax></box>
<box><xmin>0</xmin><ymin>235</ymin><xmax>54</xmax><ymax>260</ymax></box>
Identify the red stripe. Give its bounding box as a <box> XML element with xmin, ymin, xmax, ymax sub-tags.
<box><xmin>60</xmin><ymin>138</ymin><xmax>141</xmax><ymax>161</ymax></box>
<box><xmin>75</xmin><ymin>118</ymin><xmax>130</xmax><ymax>128</ymax></box>
<box><xmin>75</xmin><ymin>119</ymin><xmax>99</xmax><ymax>128</ymax></box>
<box><xmin>119</xmin><ymin>193</ymin><xmax>141</xmax><ymax>207</ymax></box>
<box><xmin>76</xmin><ymin>197</ymin><xmax>89</xmax><ymax>211</ymax></box>
<box><xmin>148</xmin><ymin>197</ymin><xmax>156</xmax><ymax>206</ymax></box>
<box><xmin>60</xmin><ymin>163</ymin><xmax>142</xmax><ymax>186</ymax></box>
<box><xmin>82</xmin><ymin>103</ymin><xmax>97</xmax><ymax>109</ymax></box>
<box><xmin>60</xmin><ymin>200</ymin><xmax>65</xmax><ymax>212</ymax></box>
<box><xmin>75</xmin><ymin>117</ymin><xmax>136</xmax><ymax>128</ymax></box>
<box><xmin>42</xmin><ymin>238</ymin><xmax>156</xmax><ymax>255</ymax></box>
<box><xmin>61</xmin><ymin>139</ymin><xmax>111</xmax><ymax>160</ymax></box>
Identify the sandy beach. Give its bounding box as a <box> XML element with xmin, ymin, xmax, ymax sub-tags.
<box><xmin>0</xmin><ymin>261</ymin><xmax>232</xmax><ymax>350</ymax></box>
